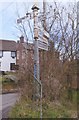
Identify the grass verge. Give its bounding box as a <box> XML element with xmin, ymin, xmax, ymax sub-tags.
<box><xmin>9</xmin><ymin>90</ymin><xmax>78</xmax><ymax>118</ymax></box>
<box><xmin>0</xmin><ymin>73</ymin><xmax>18</xmax><ymax>94</ymax></box>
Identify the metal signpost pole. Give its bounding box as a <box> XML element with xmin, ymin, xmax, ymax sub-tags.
<box><xmin>32</xmin><ymin>4</ymin><xmax>43</xmax><ymax>119</ymax></box>
<box><xmin>17</xmin><ymin>4</ymin><xmax>43</xmax><ymax>118</ymax></box>
<box><xmin>17</xmin><ymin>2</ymin><xmax>50</xmax><ymax>118</ymax></box>
<box><xmin>32</xmin><ymin>4</ymin><xmax>40</xmax><ymax>99</ymax></box>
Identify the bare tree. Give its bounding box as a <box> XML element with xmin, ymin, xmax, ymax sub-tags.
<box><xmin>44</xmin><ymin>1</ymin><xmax>77</xmax><ymax>62</ymax></box>
<box><xmin>15</xmin><ymin>1</ymin><xmax>78</xmax><ymax>102</ymax></box>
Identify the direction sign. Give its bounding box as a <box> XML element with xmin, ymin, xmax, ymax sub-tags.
<box><xmin>38</xmin><ymin>35</ymin><xmax>48</xmax><ymax>43</ymax></box>
<box><xmin>38</xmin><ymin>29</ymin><xmax>49</xmax><ymax>51</ymax></box>
<box><xmin>38</xmin><ymin>39</ymin><xmax>48</xmax><ymax>51</ymax></box>
<box><xmin>38</xmin><ymin>27</ymin><xmax>49</xmax><ymax>39</ymax></box>
<box><xmin>43</xmin><ymin>30</ymin><xmax>49</xmax><ymax>39</ymax></box>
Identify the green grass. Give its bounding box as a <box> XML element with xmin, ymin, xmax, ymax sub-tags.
<box><xmin>0</xmin><ymin>74</ymin><xmax>18</xmax><ymax>93</ymax></box>
<box><xmin>2</xmin><ymin>79</ymin><xmax>17</xmax><ymax>93</ymax></box>
<box><xmin>0</xmin><ymin>76</ymin><xmax>2</xmax><ymax>81</ymax></box>
<box><xmin>72</xmin><ymin>90</ymin><xmax>77</xmax><ymax>103</ymax></box>
<box><xmin>9</xmin><ymin>98</ymin><xmax>40</xmax><ymax>118</ymax></box>
<box><xmin>0</xmin><ymin>76</ymin><xmax>7</xmax><ymax>83</ymax></box>
<box><xmin>9</xmin><ymin>90</ymin><xmax>78</xmax><ymax>118</ymax></box>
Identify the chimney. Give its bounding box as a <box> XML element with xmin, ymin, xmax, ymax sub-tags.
<box><xmin>20</xmin><ymin>35</ymin><xmax>24</xmax><ymax>43</ymax></box>
<box><xmin>17</xmin><ymin>40</ymin><xmax>19</xmax><ymax>43</ymax></box>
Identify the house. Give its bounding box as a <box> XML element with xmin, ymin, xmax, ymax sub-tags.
<box><xmin>16</xmin><ymin>36</ymin><xmax>34</xmax><ymax>69</ymax></box>
<box><xmin>0</xmin><ymin>36</ymin><xmax>34</xmax><ymax>72</ymax></box>
<box><xmin>0</xmin><ymin>36</ymin><xmax>60</xmax><ymax>72</ymax></box>
<box><xmin>0</xmin><ymin>40</ymin><xmax>16</xmax><ymax>71</ymax></box>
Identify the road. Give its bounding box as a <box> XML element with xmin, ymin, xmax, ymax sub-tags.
<box><xmin>0</xmin><ymin>93</ymin><xmax>19</xmax><ymax>119</ymax></box>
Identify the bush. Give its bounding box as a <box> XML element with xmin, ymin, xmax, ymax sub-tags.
<box><xmin>0</xmin><ymin>71</ymin><xmax>6</xmax><ymax>75</ymax></box>
<box><xmin>9</xmin><ymin>97</ymin><xmax>76</xmax><ymax>118</ymax></box>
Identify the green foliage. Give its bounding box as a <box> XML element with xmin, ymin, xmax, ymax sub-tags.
<box><xmin>0</xmin><ymin>76</ymin><xmax>6</xmax><ymax>82</ymax></box>
<box><xmin>1</xmin><ymin>74</ymin><xmax>18</xmax><ymax>93</ymax></box>
<box><xmin>9</xmin><ymin>99</ymin><xmax>40</xmax><ymax>118</ymax></box>
<box><xmin>9</xmin><ymin>92</ymin><xmax>77</xmax><ymax>118</ymax></box>
<box><xmin>72</xmin><ymin>90</ymin><xmax>77</xmax><ymax>102</ymax></box>
<box><xmin>0</xmin><ymin>76</ymin><xmax>2</xmax><ymax>81</ymax></box>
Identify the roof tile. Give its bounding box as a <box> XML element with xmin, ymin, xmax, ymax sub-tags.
<box><xmin>0</xmin><ymin>40</ymin><xmax>16</xmax><ymax>51</ymax></box>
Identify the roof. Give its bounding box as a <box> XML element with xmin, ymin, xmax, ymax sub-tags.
<box><xmin>0</xmin><ymin>39</ymin><xmax>34</xmax><ymax>51</ymax></box>
<box><xmin>16</xmin><ymin>42</ymin><xmax>34</xmax><ymax>51</ymax></box>
<box><xmin>0</xmin><ymin>40</ymin><xmax>16</xmax><ymax>51</ymax></box>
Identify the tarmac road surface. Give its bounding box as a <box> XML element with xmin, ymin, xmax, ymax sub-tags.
<box><xmin>0</xmin><ymin>93</ymin><xmax>19</xmax><ymax>119</ymax></box>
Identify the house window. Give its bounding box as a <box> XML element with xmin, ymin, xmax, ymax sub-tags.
<box><xmin>10</xmin><ymin>63</ymin><xmax>15</xmax><ymax>70</ymax></box>
<box><xmin>10</xmin><ymin>63</ymin><xmax>19</xmax><ymax>70</ymax></box>
<box><xmin>0</xmin><ymin>51</ymin><xmax>3</xmax><ymax>58</ymax></box>
<box><xmin>11</xmin><ymin>51</ymin><xmax>16</xmax><ymax>58</ymax></box>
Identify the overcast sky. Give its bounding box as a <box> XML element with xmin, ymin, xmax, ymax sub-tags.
<box><xmin>0</xmin><ymin>0</ymin><xmax>78</xmax><ymax>42</ymax></box>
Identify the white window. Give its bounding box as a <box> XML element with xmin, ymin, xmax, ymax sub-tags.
<box><xmin>11</xmin><ymin>51</ymin><xmax>16</xmax><ymax>58</ymax></box>
<box><xmin>0</xmin><ymin>51</ymin><xmax>3</xmax><ymax>58</ymax></box>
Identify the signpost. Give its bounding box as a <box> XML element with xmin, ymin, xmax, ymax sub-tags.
<box><xmin>38</xmin><ymin>27</ymin><xmax>49</xmax><ymax>51</ymax></box>
<box><xmin>38</xmin><ymin>39</ymin><xmax>48</xmax><ymax>51</ymax></box>
<box><xmin>17</xmin><ymin>2</ymin><xmax>49</xmax><ymax>119</ymax></box>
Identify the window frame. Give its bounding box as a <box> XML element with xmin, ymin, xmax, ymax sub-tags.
<box><xmin>10</xmin><ymin>63</ymin><xmax>15</xmax><ymax>70</ymax></box>
<box><xmin>11</xmin><ymin>51</ymin><xmax>16</xmax><ymax>58</ymax></box>
<box><xmin>0</xmin><ymin>51</ymin><xmax>3</xmax><ymax>58</ymax></box>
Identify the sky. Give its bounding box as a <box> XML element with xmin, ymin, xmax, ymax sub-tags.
<box><xmin>0</xmin><ymin>0</ymin><xmax>78</xmax><ymax>42</ymax></box>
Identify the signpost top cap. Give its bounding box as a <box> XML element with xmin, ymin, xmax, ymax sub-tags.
<box><xmin>32</xmin><ymin>4</ymin><xmax>39</xmax><ymax>10</ymax></box>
